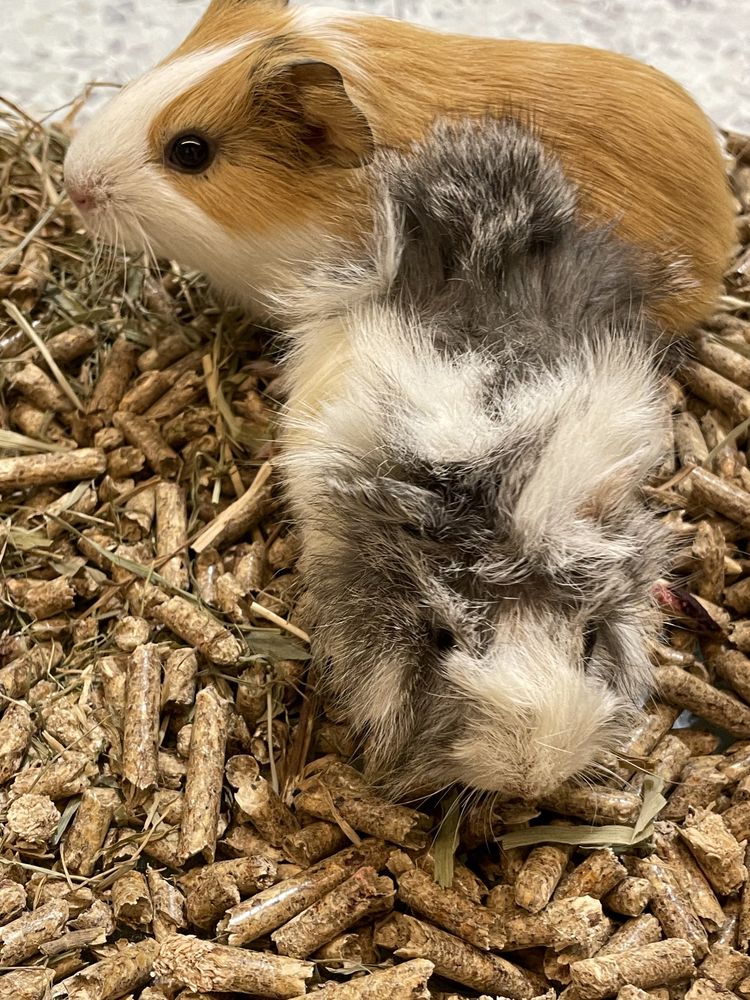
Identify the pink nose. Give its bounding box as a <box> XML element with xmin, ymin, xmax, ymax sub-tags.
<box><xmin>65</xmin><ymin>181</ymin><xmax>98</xmax><ymax>213</ymax></box>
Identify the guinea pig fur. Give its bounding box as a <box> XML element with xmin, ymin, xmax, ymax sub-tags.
<box><xmin>62</xmin><ymin>0</ymin><xmax>734</xmax><ymax>332</ymax></box>
<box><xmin>277</xmin><ymin>116</ymin><xmax>676</xmax><ymax>802</ymax></box>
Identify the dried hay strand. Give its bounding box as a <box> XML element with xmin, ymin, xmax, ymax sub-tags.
<box><xmin>1</xmin><ymin>101</ymin><xmax>750</xmax><ymax>999</ymax></box>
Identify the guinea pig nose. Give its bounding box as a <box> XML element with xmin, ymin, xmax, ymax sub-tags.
<box><xmin>65</xmin><ymin>180</ymin><xmax>99</xmax><ymax>213</ymax></box>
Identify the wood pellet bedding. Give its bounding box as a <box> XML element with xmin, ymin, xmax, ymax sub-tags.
<box><xmin>0</xmin><ymin>109</ymin><xmax>750</xmax><ymax>1000</ymax></box>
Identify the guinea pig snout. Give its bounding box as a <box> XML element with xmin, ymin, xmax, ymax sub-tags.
<box><xmin>65</xmin><ymin>177</ymin><xmax>103</xmax><ymax>215</ymax></box>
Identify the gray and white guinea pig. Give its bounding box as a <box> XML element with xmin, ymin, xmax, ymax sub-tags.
<box><xmin>62</xmin><ymin>0</ymin><xmax>734</xmax><ymax>331</ymax></box>
<box><xmin>277</xmin><ymin>116</ymin><xmax>675</xmax><ymax>801</ymax></box>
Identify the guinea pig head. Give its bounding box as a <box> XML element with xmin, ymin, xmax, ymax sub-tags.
<box><xmin>63</xmin><ymin>0</ymin><xmax>373</xmax><ymax>314</ymax></box>
<box><xmin>362</xmin><ymin>347</ymin><xmax>673</xmax><ymax>802</ymax></box>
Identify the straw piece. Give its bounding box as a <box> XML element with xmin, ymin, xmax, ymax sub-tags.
<box><xmin>87</xmin><ymin>336</ymin><xmax>140</xmax><ymax>421</ymax></box>
<box><xmin>122</xmin><ymin>643</ymin><xmax>162</xmax><ymax>792</ymax></box>
<box><xmin>395</xmin><ymin>867</ymin><xmax>503</xmax><ymax>950</ymax></box>
<box><xmin>374</xmin><ymin>912</ymin><xmax>546</xmax><ymax>998</ymax></box>
<box><xmin>155</xmin><ymin>596</ymin><xmax>242</xmax><ymax>667</ymax></box>
<box><xmin>740</xmin><ymin>846</ymin><xmax>750</xmax><ymax>949</ymax></box>
<box><xmin>294</xmin><ymin>778</ymin><xmax>431</xmax><ymax>848</ymax></box>
<box><xmin>540</xmin><ymin>784</ymin><xmax>642</xmax><ymax>826</ymax></box>
<box><xmin>0</xmin><ymin>897</ymin><xmax>69</xmax><ymax>965</ymax></box>
<box><xmin>191</xmin><ymin>461</ymin><xmax>274</xmax><ymax>553</ymax></box>
<box><xmin>179</xmin><ymin>684</ymin><xmax>230</xmax><ymax>863</ymax></box>
<box><xmin>222</xmin><ymin>840</ymin><xmax>390</xmax><ymax>945</ymax></box>
<box><xmin>0</xmin><ymin>448</ymin><xmax>106</xmax><ymax>491</ymax></box>
<box><xmin>180</xmin><ymin>855</ymin><xmax>278</xmax><ymax>931</ymax></box>
<box><xmin>155</xmin><ymin>481</ymin><xmax>189</xmax><ymax>590</ymax></box>
<box><xmin>0</xmin><ymin>702</ymin><xmax>35</xmax><ymax>784</ymax></box>
<box><xmin>162</xmin><ymin>647</ymin><xmax>198</xmax><ymax>709</ymax></box>
<box><xmin>555</xmin><ymin>850</ymin><xmax>627</xmax><ymax>901</ymax></box>
<box><xmin>513</xmin><ymin>841</ymin><xmax>573</xmax><ymax>913</ymax></box>
<box><xmin>58</xmin><ymin>937</ymin><xmax>159</xmax><ymax>999</ymax></box>
<box><xmin>153</xmin><ymin>933</ymin><xmax>314</xmax><ymax>998</ymax></box>
<box><xmin>680</xmin><ymin>808</ymin><xmax>748</xmax><ymax>896</ymax></box>
<box><xmin>272</xmin><ymin>865</ymin><xmax>394</xmax><ymax>958</ymax></box>
<box><xmin>112</xmin><ymin>410</ymin><xmax>180</xmax><ymax>477</ymax></box>
<box><xmin>655</xmin><ymin>664</ymin><xmax>750</xmax><ymax>738</ymax></box>
<box><xmin>602</xmin><ymin>877</ymin><xmax>651</xmax><ymax>918</ymax></box>
<box><xmin>569</xmin><ymin>938</ymin><xmax>695</xmax><ymax>1000</ymax></box>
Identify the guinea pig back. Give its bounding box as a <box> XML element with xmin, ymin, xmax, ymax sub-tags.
<box><xmin>279</xmin><ymin>117</ymin><xmax>676</xmax><ymax>801</ymax></box>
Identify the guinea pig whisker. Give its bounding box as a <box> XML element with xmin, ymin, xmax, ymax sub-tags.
<box><xmin>534</xmin><ymin>739</ymin><xmax>574</xmax><ymax>755</ymax></box>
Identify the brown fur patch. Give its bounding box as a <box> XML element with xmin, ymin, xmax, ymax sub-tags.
<box><xmin>155</xmin><ymin>5</ymin><xmax>734</xmax><ymax>330</ymax></box>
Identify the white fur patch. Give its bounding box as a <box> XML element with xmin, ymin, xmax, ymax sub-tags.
<box><xmin>445</xmin><ymin>614</ymin><xmax>628</xmax><ymax>797</ymax></box>
<box><xmin>512</xmin><ymin>342</ymin><xmax>666</xmax><ymax>542</ymax></box>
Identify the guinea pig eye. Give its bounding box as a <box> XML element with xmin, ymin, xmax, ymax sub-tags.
<box><xmin>166</xmin><ymin>133</ymin><xmax>214</xmax><ymax>174</ymax></box>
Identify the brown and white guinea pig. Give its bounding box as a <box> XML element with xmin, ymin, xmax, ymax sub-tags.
<box><xmin>62</xmin><ymin>0</ymin><xmax>734</xmax><ymax>332</ymax></box>
<box><xmin>277</xmin><ymin>115</ymin><xmax>675</xmax><ymax>800</ymax></box>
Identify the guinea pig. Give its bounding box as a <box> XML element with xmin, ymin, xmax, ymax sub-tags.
<box><xmin>276</xmin><ymin>116</ymin><xmax>675</xmax><ymax>801</ymax></box>
<box><xmin>62</xmin><ymin>0</ymin><xmax>734</xmax><ymax>332</ymax></box>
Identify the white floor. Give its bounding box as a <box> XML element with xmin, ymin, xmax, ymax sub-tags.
<box><xmin>3</xmin><ymin>0</ymin><xmax>749</xmax><ymax>131</ymax></box>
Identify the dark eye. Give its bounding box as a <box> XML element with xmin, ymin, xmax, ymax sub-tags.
<box><xmin>433</xmin><ymin>627</ymin><xmax>456</xmax><ymax>652</ymax></box>
<box><xmin>582</xmin><ymin>623</ymin><xmax>598</xmax><ymax>668</ymax></box>
<box><xmin>167</xmin><ymin>133</ymin><xmax>214</xmax><ymax>173</ymax></box>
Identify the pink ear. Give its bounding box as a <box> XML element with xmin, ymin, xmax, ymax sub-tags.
<box><xmin>280</xmin><ymin>61</ymin><xmax>375</xmax><ymax>169</ymax></box>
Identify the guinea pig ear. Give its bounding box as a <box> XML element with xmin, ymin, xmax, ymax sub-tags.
<box><xmin>269</xmin><ymin>60</ymin><xmax>374</xmax><ymax>168</ymax></box>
